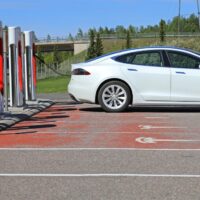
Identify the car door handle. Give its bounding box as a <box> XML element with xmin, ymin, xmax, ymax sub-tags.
<box><xmin>128</xmin><ymin>68</ymin><xmax>138</xmax><ymax>72</ymax></box>
<box><xmin>176</xmin><ymin>71</ymin><xmax>186</xmax><ymax>74</ymax></box>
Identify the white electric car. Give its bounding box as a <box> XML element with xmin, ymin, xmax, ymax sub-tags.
<box><xmin>68</xmin><ymin>46</ymin><xmax>200</xmax><ymax>112</ymax></box>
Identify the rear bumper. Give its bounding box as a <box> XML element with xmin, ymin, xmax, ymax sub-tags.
<box><xmin>68</xmin><ymin>77</ymin><xmax>96</xmax><ymax>103</ymax></box>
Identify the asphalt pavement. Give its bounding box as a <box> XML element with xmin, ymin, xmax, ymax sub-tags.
<box><xmin>1</xmin><ymin>93</ymin><xmax>200</xmax><ymax>200</ymax></box>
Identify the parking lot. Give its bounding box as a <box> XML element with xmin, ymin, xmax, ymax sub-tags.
<box><xmin>1</xmin><ymin>101</ymin><xmax>200</xmax><ymax>199</ymax></box>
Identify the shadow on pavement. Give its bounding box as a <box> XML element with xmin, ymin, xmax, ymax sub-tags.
<box><xmin>79</xmin><ymin>106</ymin><xmax>200</xmax><ymax>113</ymax></box>
<box><xmin>130</xmin><ymin>106</ymin><xmax>200</xmax><ymax>113</ymax></box>
<box><xmin>55</xmin><ymin>101</ymin><xmax>81</xmax><ymax>105</ymax></box>
<box><xmin>43</xmin><ymin>108</ymin><xmax>77</xmax><ymax>112</ymax></box>
<box><xmin>16</xmin><ymin>131</ymin><xmax>37</xmax><ymax>135</ymax></box>
<box><xmin>79</xmin><ymin>107</ymin><xmax>105</xmax><ymax>112</ymax></box>
<box><xmin>55</xmin><ymin>108</ymin><xmax>77</xmax><ymax>111</ymax></box>
<box><xmin>41</xmin><ymin>115</ymin><xmax>69</xmax><ymax>119</ymax></box>
<box><xmin>27</xmin><ymin>115</ymin><xmax>69</xmax><ymax>121</ymax></box>
<box><xmin>9</xmin><ymin>124</ymin><xmax>56</xmax><ymax>130</ymax></box>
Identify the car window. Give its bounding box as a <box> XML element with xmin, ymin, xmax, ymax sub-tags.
<box><xmin>132</xmin><ymin>52</ymin><xmax>162</xmax><ymax>66</ymax></box>
<box><xmin>114</xmin><ymin>53</ymin><xmax>135</xmax><ymax>64</ymax></box>
<box><xmin>167</xmin><ymin>51</ymin><xmax>200</xmax><ymax>69</ymax></box>
<box><xmin>114</xmin><ymin>51</ymin><xmax>162</xmax><ymax>67</ymax></box>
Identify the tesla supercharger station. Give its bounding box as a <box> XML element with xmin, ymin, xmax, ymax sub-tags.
<box><xmin>0</xmin><ymin>22</ymin><xmax>4</xmax><ymax>112</ymax></box>
<box><xmin>24</xmin><ymin>31</ymin><xmax>36</xmax><ymax>101</ymax></box>
<box><xmin>8</xmin><ymin>27</ymin><xmax>24</xmax><ymax>107</ymax></box>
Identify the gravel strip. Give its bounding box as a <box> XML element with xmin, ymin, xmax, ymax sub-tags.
<box><xmin>37</xmin><ymin>93</ymin><xmax>71</xmax><ymax>101</ymax></box>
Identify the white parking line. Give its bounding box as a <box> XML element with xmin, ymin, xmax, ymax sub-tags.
<box><xmin>1</xmin><ymin>131</ymin><xmax>140</xmax><ymax>134</ymax></box>
<box><xmin>136</xmin><ymin>137</ymin><xmax>200</xmax><ymax>144</ymax></box>
<box><xmin>0</xmin><ymin>148</ymin><xmax>200</xmax><ymax>151</ymax></box>
<box><xmin>145</xmin><ymin>117</ymin><xmax>168</xmax><ymax>119</ymax></box>
<box><xmin>0</xmin><ymin>173</ymin><xmax>199</xmax><ymax>178</ymax></box>
<box><xmin>139</xmin><ymin>125</ymin><xmax>186</xmax><ymax>130</ymax></box>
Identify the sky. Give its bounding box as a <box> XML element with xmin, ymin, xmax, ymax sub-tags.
<box><xmin>0</xmin><ymin>0</ymin><xmax>198</xmax><ymax>38</ymax></box>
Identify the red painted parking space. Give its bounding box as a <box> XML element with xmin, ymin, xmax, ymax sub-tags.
<box><xmin>1</xmin><ymin>102</ymin><xmax>200</xmax><ymax>149</ymax></box>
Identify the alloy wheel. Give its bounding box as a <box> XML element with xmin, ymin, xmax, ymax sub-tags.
<box><xmin>102</xmin><ymin>84</ymin><xmax>127</xmax><ymax>110</ymax></box>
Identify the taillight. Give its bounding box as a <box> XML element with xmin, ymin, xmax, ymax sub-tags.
<box><xmin>72</xmin><ymin>68</ymin><xmax>91</xmax><ymax>75</ymax></box>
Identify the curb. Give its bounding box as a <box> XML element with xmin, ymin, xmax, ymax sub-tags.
<box><xmin>0</xmin><ymin>100</ymin><xmax>55</xmax><ymax>131</ymax></box>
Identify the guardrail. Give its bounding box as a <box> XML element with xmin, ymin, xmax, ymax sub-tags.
<box><xmin>36</xmin><ymin>32</ymin><xmax>200</xmax><ymax>43</ymax></box>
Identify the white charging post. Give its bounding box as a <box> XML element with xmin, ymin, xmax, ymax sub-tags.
<box><xmin>8</xmin><ymin>27</ymin><xmax>24</xmax><ymax>107</ymax></box>
<box><xmin>3</xmin><ymin>27</ymin><xmax>8</xmax><ymax>112</ymax></box>
<box><xmin>21</xmin><ymin>32</ymin><xmax>26</xmax><ymax>100</ymax></box>
<box><xmin>0</xmin><ymin>22</ymin><xmax>4</xmax><ymax>112</ymax></box>
<box><xmin>24</xmin><ymin>31</ymin><xmax>36</xmax><ymax>101</ymax></box>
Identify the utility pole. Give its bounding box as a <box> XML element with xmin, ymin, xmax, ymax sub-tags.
<box><xmin>197</xmin><ymin>0</ymin><xmax>200</xmax><ymax>29</ymax></box>
<box><xmin>178</xmin><ymin>0</ymin><xmax>181</xmax><ymax>35</ymax></box>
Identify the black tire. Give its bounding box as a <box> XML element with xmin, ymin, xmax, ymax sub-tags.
<box><xmin>98</xmin><ymin>81</ymin><xmax>131</xmax><ymax>112</ymax></box>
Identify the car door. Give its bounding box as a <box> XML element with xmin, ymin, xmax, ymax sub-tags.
<box><xmin>167</xmin><ymin>50</ymin><xmax>200</xmax><ymax>102</ymax></box>
<box><xmin>118</xmin><ymin>50</ymin><xmax>171</xmax><ymax>101</ymax></box>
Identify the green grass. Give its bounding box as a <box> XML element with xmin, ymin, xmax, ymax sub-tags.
<box><xmin>103</xmin><ymin>37</ymin><xmax>200</xmax><ymax>53</ymax></box>
<box><xmin>37</xmin><ymin>76</ymin><xmax>71</xmax><ymax>93</ymax></box>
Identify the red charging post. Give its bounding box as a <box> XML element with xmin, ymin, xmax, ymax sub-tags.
<box><xmin>18</xmin><ymin>40</ymin><xmax>23</xmax><ymax>92</ymax></box>
<box><xmin>32</xmin><ymin>42</ymin><xmax>37</xmax><ymax>88</ymax></box>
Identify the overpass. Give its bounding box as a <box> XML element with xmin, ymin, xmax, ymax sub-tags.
<box><xmin>35</xmin><ymin>39</ymin><xmax>90</xmax><ymax>55</ymax></box>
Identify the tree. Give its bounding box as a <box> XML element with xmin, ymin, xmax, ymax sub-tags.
<box><xmin>126</xmin><ymin>30</ymin><xmax>131</xmax><ymax>49</ymax></box>
<box><xmin>109</xmin><ymin>28</ymin><xmax>115</xmax><ymax>34</ymax></box>
<box><xmin>76</xmin><ymin>28</ymin><xmax>84</xmax><ymax>39</ymax></box>
<box><xmin>104</xmin><ymin>27</ymin><xmax>109</xmax><ymax>34</ymax></box>
<box><xmin>139</xmin><ymin>26</ymin><xmax>145</xmax><ymax>33</ymax></box>
<box><xmin>46</xmin><ymin>34</ymin><xmax>51</xmax><ymax>42</ymax></box>
<box><xmin>67</xmin><ymin>33</ymin><xmax>74</xmax><ymax>41</ymax></box>
<box><xmin>53</xmin><ymin>46</ymin><xmax>61</xmax><ymax>64</ymax></box>
<box><xmin>116</xmin><ymin>25</ymin><xmax>126</xmax><ymax>37</ymax></box>
<box><xmin>98</xmin><ymin>27</ymin><xmax>104</xmax><ymax>34</ymax></box>
<box><xmin>86</xmin><ymin>29</ymin><xmax>96</xmax><ymax>60</ymax></box>
<box><xmin>159</xmin><ymin>19</ymin><xmax>166</xmax><ymax>43</ymax></box>
<box><xmin>95</xmin><ymin>33</ymin><xmax>103</xmax><ymax>57</ymax></box>
<box><xmin>36</xmin><ymin>46</ymin><xmax>44</xmax><ymax>66</ymax></box>
<box><xmin>128</xmin><ymin>25</ymin><xmax>136</xmax><ymax>35</ymax></box>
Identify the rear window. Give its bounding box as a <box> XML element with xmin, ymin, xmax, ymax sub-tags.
<box><xmin>114</xmin><ymin>53</ymin><xmax>135</xmax><ymax>64</ymax></box>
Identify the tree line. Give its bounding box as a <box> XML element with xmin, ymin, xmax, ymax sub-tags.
<box><xmin>44</xmin><ymin>14</ymin><xmax>199</xmax><ymax>42</ymax></box>
<box><xmin>67</xmin><ymin>14</ymin><xmax>200</xmax><ymax>40</ymax></box>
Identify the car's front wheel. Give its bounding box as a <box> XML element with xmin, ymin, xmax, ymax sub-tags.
<box><xmin>98</xmin><ymin>81</ymin><xmax>131</xmax><ymax>112</ymax></box>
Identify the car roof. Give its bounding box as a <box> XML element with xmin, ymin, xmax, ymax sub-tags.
<box><xmin>137</xmin><ymin>46</ymin><xmax>200</xmax><ymax>54</ymax></box>
<box><xmin>85</xmin><ymin>46</ymin><xmax>200</xmax><ymax>64</ymax></box>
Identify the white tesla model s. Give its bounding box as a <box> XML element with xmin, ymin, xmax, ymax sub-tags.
<box><xmin>68</xmin><ymin>46</ymin><xmax>200</xmax><ymax>112</ymax></box>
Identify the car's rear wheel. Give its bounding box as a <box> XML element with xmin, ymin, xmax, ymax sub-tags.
<box><xmin>98</xmin><ymin>81</ymin><xmax>131</xmax><ymax>112</ymax></box>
